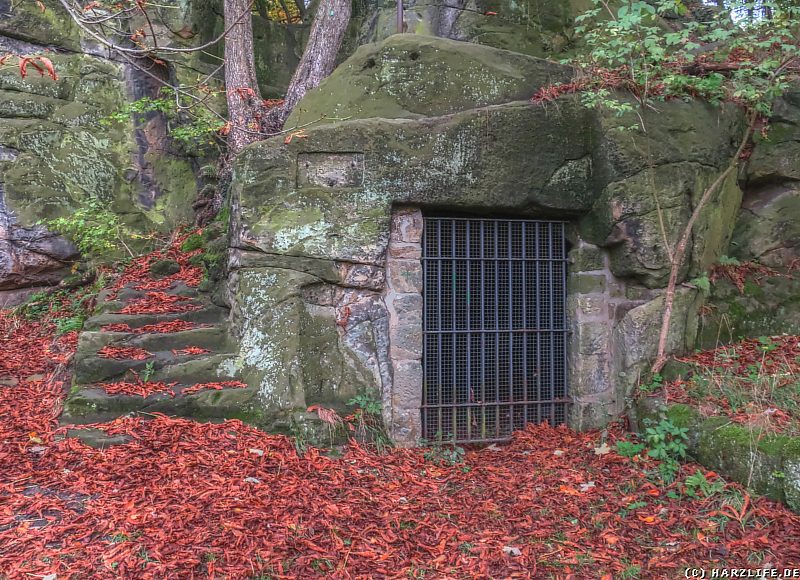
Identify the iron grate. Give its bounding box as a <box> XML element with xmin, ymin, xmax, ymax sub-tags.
<box><xmin>421</xmin><ymin>217</ymin><xmax>569</xmax><ymax>443</ymax></box>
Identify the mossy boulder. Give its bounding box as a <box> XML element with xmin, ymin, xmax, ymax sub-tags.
<box><xmin>237</xmin><ymin>100</ymin><xmax>595</xmax><ymax>267</ymax></box>
<box><xmin>0</xmin><ymin>45</ymin><xmax>199</xmax><ymax>295</ymax></box>
<box><xmin>0</xmin><ymin>0</ymin><xmax>81</xmax><ymax>51</ymax></box>
<box><xmin>730</xmin><ymin>183</ymin><xmax>800</xmax><ymax>268</ymax></box>
<box><xmin>747</xmin><ymin>86</ymin><xmax>800</xmax><ymax>186</ymax></box>
<box><xmin>698</xmin><ymin>274</ymin><xmax>800</xmax><ymax>349</ymax></box>
<box><xmin>149</xmin><ymin>259</ymin><xmax>182</xmax><ymax>278</ymax></box>
<box><xmin>287</xmin><ymin>34</ymin><xmax>573</xmax><ymax>126</ymax></box>
<box><xmin>638</xmin><ymin>401</ymin><xmax>800</xmax><ymax>512</ymax></box>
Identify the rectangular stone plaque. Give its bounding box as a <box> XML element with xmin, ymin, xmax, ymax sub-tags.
<box><xmin>296</xmin><ymin>152</ymin><xmax>365</xmax><ymax>188</ymax></box>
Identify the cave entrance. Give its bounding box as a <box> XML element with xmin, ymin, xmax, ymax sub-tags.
<box><xmin>421</xmin><ymin>217</ymin><xmax>570</xmax><ymax>443</ymax></box>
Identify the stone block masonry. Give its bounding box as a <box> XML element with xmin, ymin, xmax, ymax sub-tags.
<box><xmin>384</xmin><ymin>207</ymin><xmax>424</xmax><ymax>443</ymax></box>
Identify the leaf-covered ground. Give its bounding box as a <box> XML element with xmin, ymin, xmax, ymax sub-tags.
<box><xmin>665</xmin><ymin>335</ymin><xmax>800</xmax><ymax>435</ymax></box>
<box><xmin>1</xmin><ymin>245</ymin><xmax>799</xmax><ymax>578</ymax></box>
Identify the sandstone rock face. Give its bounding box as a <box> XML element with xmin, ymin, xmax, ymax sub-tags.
<box><xmin>355</xmin><ymin>0</ymin><xmax>591</xmax><ymax>58</ymax></box>
<box><xmin>287</xmin><ymin>35</ymin><xmax>573</xmax><ymax>125</ymax></box>
<box><xmin>0</xmin><ymin>0</ymin><xmax>201</xmax><ymax>299</ymax></box>
<box><xmin>0</xmin><ymin>197</ymin><xmax>77</xmax><ymax>292</ymax></box>
<box><xmin>698</xmin><ymin>85</ymin><xmax>800</xmax><ymax>347</ymax></box>
<box><xmin>227</xmin><ymin>35</ymin><xmax>745</xmax><ymax>441</ymax></box>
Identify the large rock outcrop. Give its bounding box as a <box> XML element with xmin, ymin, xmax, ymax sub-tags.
<box><xmin>0</xmin><ymin>0</ymin><xmax>202</xmax><ymax>301</ymax></box>
<box><xmin>698</xmin><ymin>86</ymin><xmax>800</xmax><ymax>347</ymax></box>
<box><xmin>225</xmin><ymin>35</ymin><xmax>746</xmax><ymax>440</ymax></box>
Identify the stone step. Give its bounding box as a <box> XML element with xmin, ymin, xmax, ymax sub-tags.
<box><xmin>149</xmin><ymin>353</ymin><xmax>239</xmax><ymax>384</ymax></box>
<box><xmin>82</xmin><ymin>304</ymin><xmax>229</xmax><ymax>331</ymax></box>
<box><xmin>61</xmin><ymin>383</ymin><xmax>259</xmax><ymax>425</ymax></box>
<box><xmin>63</xmin><ymin>275</ymin><xmax>251</xmax><ymax>429</ymax></box>
<box><xmin>76</xmin><ymin>326</ymin><xmax>231</xmax><ymax>355</ymax></box>
<box><xmin>93</xmin><ymin>283</ymin><xmax>201</xmax><ymax>314</ymax></box>
<box><xmin>73</xmin><ymin>352</ymin><xmax>237</xmax><ymax>385</ymax></box>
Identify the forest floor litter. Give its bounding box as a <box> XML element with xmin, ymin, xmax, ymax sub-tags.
<box><xmin>1</xmin><ymin>240</ymin><xmax>799</xmax><ymax>578</ymax></box>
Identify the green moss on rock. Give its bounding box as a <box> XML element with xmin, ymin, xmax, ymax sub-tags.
<box><xmin>286</xmin><ymin>35</ymin><xmax>573</xmax><ymax>127</ymax></box>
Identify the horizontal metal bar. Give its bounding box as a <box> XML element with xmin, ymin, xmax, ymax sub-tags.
<box><xmin>424</xmin><ymin>217</ymin><xmax>568</xmax><ymax>225</ymax></box>
<box><xmin>421</xmin><ymin>257</ymin><xmax>568</xmax><ymax>263</ymax></box>
<box><xmin>421</xmin><ymin>399</ymin><xmax>571</xmax><ymax>409</ymax></box>
<box><xmin>424</xmin><ymin>328</ymin><xmax>569</xmax><ymax>335</ymax></box>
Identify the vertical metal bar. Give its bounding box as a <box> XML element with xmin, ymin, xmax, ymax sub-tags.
<box><xmin>522</xmin><ymin>222</ymin><xmax>528</xmax><ymax>427</ymax></box>
<box><xmin>465</xmin><ymin>220</ymin><xmax>471</xmax><ymax>442</ymax></box>
<box><xmin>451</xmin><ymin>219</ymin><xmax>457</xmax><ymax>441</ymax></box>
<box><xmin>561</xmin><ymin>223</ymin><xmax>568</xmax><ymax>423</ymax></box>
<box><xmin>494</xmin><ymin>222</ymin><xmax>500</xmax><ymax>439</ymax></box>
<box><xmin>437</xmin><ymin>219</ymin><xmax>443</xmax><ymax>439</ymax></box>
<box><xmin>480</xmin><ymin>220</ymin><xmax>486</xmax><ymax>440</ymax></box>
<box><xmin>507</xmin><ymin>221</ymin><xmax>514</xmax><ymax>426</ymax></box>
<box><xmin>548</xmin><ymin>222</ymin><xmax>555</xmax><ymax>425</ymax></box>
<box><xmin>422</xmin><ymin>219</ymin><xmax>427</xmax><ymax>438</ymax></box>
<box><xmin>535</xmin><ymin>222</ymin><xmax>542</xmax><ymax>425</ymax></box>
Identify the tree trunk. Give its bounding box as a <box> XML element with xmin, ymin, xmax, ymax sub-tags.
<box><xmin>223</xmin><ymin>0</ymin><xmax>263</xmax><ymax>155</ymax></box>
<box><xmin>265</xmin><ymin>0</ymin><xmax>352</xmax><ymax>132</ymax></box>
<box><xmin>651</xmin><ymin>112</ymin><xmax>757</xmax><ymax>375</ymax></box>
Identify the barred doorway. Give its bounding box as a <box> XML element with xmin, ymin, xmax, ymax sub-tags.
<box><xmin>421</xmin><ymin>217</ymin><xmax>569</xmax><ymax>443</ymax></box>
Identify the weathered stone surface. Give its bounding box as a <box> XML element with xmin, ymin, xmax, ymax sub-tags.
<box><xmin>747</xmin><ymin>87</ymin><xmax>800</xmax><ymax>186</ymax></box>
<box><xmin>0</xmin><ymin>215</ymin><xmax>77</xmax><ymax>292</ymax></box>
<box><xmin>228</xmin><ymin>267</ymin><xmax>388</xmax><ymax>419</ymax></box>
<box><xmin>612</xmin><ymin>287</ymin><xmax>701</xmax><ymax>398</ymax></box>
<box><xmin>730</xmin><ymin>183</ymin><xmax>800</xmax><ymax>268</ymax></box>
<box><xmin>0</xmin><ymin>0</ymin><xmax>81</xmax><ymax>51</ymax></box>
<box><xmin>149</xmin><ymin>259</ymin><xmax>181</xmax><ymax>279</ymax></box>
<box><xmin>234</xmin><ymin>100</ymin><xmax>596</xmax><ymax>269</ymax></box>
<box><xmin>388</xmin><ymin>293</ymin><xmax>423</xmax><ymax>356</ymax></box>
<box><xmin>357</xmin><ymin>0</ymin><xmax>590</xmax><ymax>59</ymax></box>
<box><xmin>582</xmin><ymin>162</ymin><xmax>742</xmax><ymax>288</ymax></box>
<box><xmin>699</xmin><ymin>275</ymin><xmax>800</xmax><ymax>349</ymax></box>
<box><xmin>569</xmin><ymin>241</ymin><xmax>604</xmax><ymax>272</ymax></box>
<box><xmin>287</xmin><ymin>35</ymin><xmax>573</xmax><ymax>126</ymax></box>
<box><xmin>0</xmin><ymin>0</ymin><xmax>208</xmax><ymax>291</ymax></box>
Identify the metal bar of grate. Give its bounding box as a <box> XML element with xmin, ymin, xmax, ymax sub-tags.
<box><xmin>422</xmin><ymin>217</ymin><xmax>569</xmax><ymax>443</ymax></box>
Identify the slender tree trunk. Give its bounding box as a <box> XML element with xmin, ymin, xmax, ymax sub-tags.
<box><xmin>651</xmin><ymin>112</ymin><xmax>757</xmax><ymax>375</ymax></box>
<box><xmin>265</xmin><ymin>0</ymin><xmax>352</xmax><ymax>132</ymax></box>
<box><xmin>223</xmin><ymin>0</ymin><xmax>263</xmax><ymax>155</ymax></box>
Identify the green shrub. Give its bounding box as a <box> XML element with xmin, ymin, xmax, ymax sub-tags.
<box><xmin>41</xmin><ymin>198</ymin><xmax>126</xmax><ymax>261</ymax></box>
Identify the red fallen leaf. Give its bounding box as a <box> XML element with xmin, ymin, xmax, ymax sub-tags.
<box><xmin>97</xmin><ymin>345</ymin><xmax>152</xmax><ymax>360</ymax></box>
<box><xmin>118</xmin><ymin>292</ymin><xmax>200</xmax><ymax>315</ymax></box>
<box><xmin>307</xmin><ymin>405</ymin><xmax>343</xmax><ymax>426</ymax></box>
<box><xmin>336</xmin><ymin>305</ymin><xmax>351</xmax><ymax>328</ymax></box>
<box><xmin>100</xmin><ymin>323</ymin><xmax>134</xmax><ymax>333</ymax></box>
<box><xmin>18</xmin><ymin>56</ymin><xmax>57</xmax><ymax>81</ymax></box>
<box><xmin>484</xmin><ymin>10</ymin><xmax>497</xmax><ymax>15</ymax></box>
<box><xmin>603</xmin><ymin>534</ymin><xmax>620</xmax><ymax>546</ymax></box>
<box><xmin>182</xmin><ymin>380</ymin><xmax>247</xmax><ymax>395</ymax></box>
<box><xmin>171</xmin><ymin>346</ymin><xmax>210</xmax><ymax>356</ymax></box>
<box><xmin>284</xmin><ymin>129</ymin><xmax>308</xmax><ymax>144</ymax></box>
<box><xmin>100</xmin><ymin>380</ymin><xmax>175</xmax><ymax>396</ymax></box>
